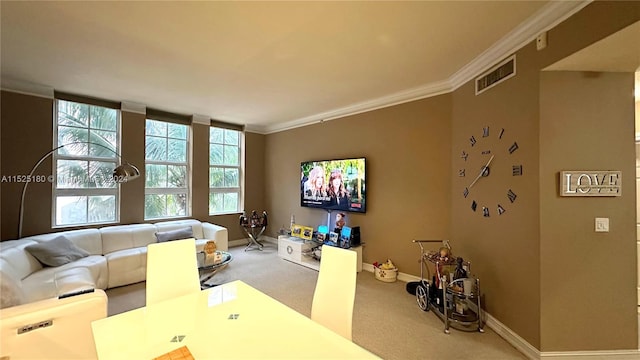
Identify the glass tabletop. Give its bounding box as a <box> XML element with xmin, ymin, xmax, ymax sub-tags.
<box><xmin>197</xmin><ymin>250</ymin><xmax>232</xmax><ymax>271</ymax></box>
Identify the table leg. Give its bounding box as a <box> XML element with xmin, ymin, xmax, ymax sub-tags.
<box><xmin>244</xmin><ymin>226</ymin><xmax>266</xmax><ymax>251</ymax></box>
<box><xmin>199</xmin><ymin>264</ymin><xmax>228</xmax><ymax>289</ymax></box>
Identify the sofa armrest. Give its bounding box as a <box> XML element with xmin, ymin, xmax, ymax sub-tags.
<box><xmin>0</xmin><ymin>289</ymin><xmax>108</xmax><ymax>359</ymax></box>
<box><xmin>202</xmin><ymin>223</ymin><xmax>229</xmax><ymax>251</ymax></box>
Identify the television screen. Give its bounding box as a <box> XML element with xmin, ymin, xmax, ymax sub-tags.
<box><xmin>300</xmin><ymin>157</ymin><xmax>366</xmax><ymax>213</ymax></box>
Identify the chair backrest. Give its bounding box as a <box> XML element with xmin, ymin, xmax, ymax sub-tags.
<box><xmin>0</xmin><ymin>289</ymin><xmax>107</xmax><ymax>359</ymax></box>
<box><xmin>311</xmin><ymin>245</ymin><xmax>357</xmax><ymax>340</ymax></box>
<box><xmin>146</xmin><ymin>238</ymin><xmax>200</xmax><ymax>306</ymax></box>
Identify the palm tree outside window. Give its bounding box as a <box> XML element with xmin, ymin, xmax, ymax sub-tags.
<box><xmin>54</xmin><ymin>100</ymin><xmax>120</xmax><ymax>226</ymax></box>
<box><xmin>209</xmin><ymin>127</ymin><xmax>241</xmax><ymax>214</ymax></box>
<box><xmin>144</xmin><ymin>119</ymin><xmax>190</xmax><ymax>219</ymax></box>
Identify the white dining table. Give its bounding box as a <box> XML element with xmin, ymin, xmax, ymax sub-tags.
<box><xmin>91</xmin><ymin>280</ymin><xmax>379</xmax><ymax>359</ymax></box>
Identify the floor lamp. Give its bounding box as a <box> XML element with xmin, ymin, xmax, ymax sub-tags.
<box><xmin>18</xmin><ymin>142</ymin><xmax>140</xmax><ymax>238</ymax></box>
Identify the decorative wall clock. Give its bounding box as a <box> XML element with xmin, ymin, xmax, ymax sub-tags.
<box><xmin>458</xmin><ymin>126</ymin><xmax>522</xmax><ymax>218</ymax></box>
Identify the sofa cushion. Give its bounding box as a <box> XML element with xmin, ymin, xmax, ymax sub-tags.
<box><xmin>155</xmin><ymin>226</ymin><xmax>193</xmax><ymax>242</ymax></box>
<box><xmin>100</xmin><ymin>224</ymin><xmax>157</xmax><ymax>254</ymax></box>
<box><xmin>155</xmin><ymin>219</ymin><xmax>204</xmax><ymax>238</ymax></box>
<box><xmin>0</xmin><ymin>272</ymin><xmax>25</xmax><ymax>308</ymax></box>
<box><xmin>25</xmin><ymin>236</ymin><xmax>90</xmax><ymax>267</ymax></box>
<box><xmin>105</xmin><ymin>247</ymin><xmax>148</xmax><ymax>288</ymax></box>
<box><xmin>23</xmin><ymin>228</ymin><xmax>103</xmax><ymax>256</ymax></box>
<box><xmin>0</xmin><ymin>240</ymin><xmax>43</xmax><ymax>281</ymax></box>
<box><xmin>21</xmin><ymin>265</ymin><xmax>97</xmax><ymax>303</ymax></box>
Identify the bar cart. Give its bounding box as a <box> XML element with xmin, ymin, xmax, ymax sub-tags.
<box><xmin>412</xmin><ymin>240</ymin><xmax>484</xmax><ymax>334</ymax></box>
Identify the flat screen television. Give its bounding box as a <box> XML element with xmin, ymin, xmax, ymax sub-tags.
<box><xmin>300</xmin><ymin>157</ymin><xmax>366</xmax><ymax>213</ymax></box>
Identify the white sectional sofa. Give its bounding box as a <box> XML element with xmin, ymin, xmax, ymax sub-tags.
<box><xmin>0</xmin><ymin>219</ymin><xmax>228</xmax><ymax>307</ymax></box>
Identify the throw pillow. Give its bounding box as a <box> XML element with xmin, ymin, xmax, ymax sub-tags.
<box><xmin>25</xmin><ymin>235</ymin><xmax>90</xmax><ymax>267</ymax></box>
<box><xmin>0</xmin><ymin>272</ymin><xmax>25</xmax><ymax>308</ymax></box>
<box><xmin>155</xmin><ymin>226</ymin><xmax>194</xmax><ymax>243</ymax></box>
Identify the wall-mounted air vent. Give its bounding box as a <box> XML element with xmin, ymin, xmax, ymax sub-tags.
<box><xmin>475</xmin><ymin>55</ymin><xmax>516</xmax><ymax>95</ymax></box>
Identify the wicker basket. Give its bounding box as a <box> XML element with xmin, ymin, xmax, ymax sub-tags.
<box><xmin>374</xmin><ymin>267</ymin><xmax>398</xmax><ymax>282</ymax></box>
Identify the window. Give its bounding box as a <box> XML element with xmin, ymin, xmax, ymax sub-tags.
<box><xmin>209</xmin><ymin>127</ymin><xmax>241</xmax><ymax>214</ymax></box>
<box><xmin>54</xmin><ymin>99</ymin><xmax>120</xmax><ymax>226</ymax></box>
<box><xmin>145</xmin><ymin>119</ymin><xmax>190</xmax><ymax>219</ymax></box>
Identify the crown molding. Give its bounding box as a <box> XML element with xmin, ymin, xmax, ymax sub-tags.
<box><xmin>1</xmin><ymin>1</ymin><xmax>593</xmax><ymax>135</ymax></box>
<box><xmin>449</xmin><ymin>0</ymin><xmax>591</xmax><ymax>90</ymax></box>
<box><xmin>191</xmin><ymin>114</ymin><xmax>210</xmax><ymax>125</ymax></box>
<box><xmin>120</xmin><ymin>101</ymin><xmax>146</xmax><ymax>114</ymax></box>
<box><xmin>263</xmin><ymin>79</ymin><xmax>452</xmax><ymax>134</ymax></box>
<box><xmin>0</xmin><ymin>78</ymin><xmax>54</xmax><ymax>99</ymax></box>
<box><xmin>244</xmin><ymin>124</ymin><xmax>268</xmax><ymax>134</ymax></box>
<box><xmin>266</xmin><ymin>0</ymin><xmax>592</xmax><ymax>134</ymax></box>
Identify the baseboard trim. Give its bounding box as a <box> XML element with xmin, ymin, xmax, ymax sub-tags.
<box><xmin>259</xmin><ymin>244</ymin><xmax>639</xmax><ymax>359</ymax></box>
<box><xmin>360</xmin><ymin>263</ymin><xmax>639</xmax><ymax>360</ymax></box>
<box><xmin>484</xmin><ymin>312</ymin><xmax>540</xmax><ymax>360</ymax></box>
<box><xmin>229</xmin><ymin>236</ymin><xmax>278</xmax><ymax>248</ymax></box>
<box><xmin>540</xmin><ymin>350</ymin><xmax>640</xmax><ymax>359</ymax></box>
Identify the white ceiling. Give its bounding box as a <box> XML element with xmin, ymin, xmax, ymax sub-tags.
<box><xmin>1</xmin><ymin>1</ymin><xmax>593</xmax><ymax>133</ymax></box>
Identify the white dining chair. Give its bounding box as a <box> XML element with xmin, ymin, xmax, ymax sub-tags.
<box><xmin>311</xmin><ymin>245</ymin><xmax>357</xmax><ymax>340</ymax></box>
<box><xmin>146</xmin><ymin>238</ymin><xmax>200</xmax><ymax>306</ymax></box>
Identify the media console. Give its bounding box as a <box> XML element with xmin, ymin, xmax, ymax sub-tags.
<box><xmin>277</xmin><ymin>235</ymin><xmax>362</xmax><ymax>272</ymax></box>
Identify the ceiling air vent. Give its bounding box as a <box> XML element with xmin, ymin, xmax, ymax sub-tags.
<box><xmin>475</xmin><ymin>54</ymin><xmax>516</xmax><ymax>95</ymax></box>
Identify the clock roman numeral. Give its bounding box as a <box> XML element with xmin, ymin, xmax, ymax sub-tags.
<box><xmin>461</xmin><ymin>151</ymin><xmax>468</xmax><ymax>161</ymax></box>
<box><xmin>471</xmin><ymin>200</ymin><xmax>477</xmax><ymax>212</ymax></box>
<box><xmin>512</xmin><ymin>165</ymin><xmax>523</xmax><ymax>176</ymax></box>
<box><xmin>507</xmin><ymin>189</ymin><xmax>517</xmax><ymax>203</ymax></box>
<box><xmin>499</xmin><ymin>128</ymin><xmax>505</xmax><ymax>139</ymax></box>
<box><xmin>482</xmin><ymin>207</ymin><xmax>490</xmax><ymax>217</ymax></box>
<box><xmin>509</xmin><ymin>142</ymin><xmax>519</xmax><ymax>154</ymax></box>
<box><xmin>482</xmin><ymin>126</ymin><xmax>489</xmax><ymax>137</ymax></box>
<box><xmin>470</xmin><ymin>136</ymin><xmax>477</xmax><ymax>147</ymax></box>
<box><xmin>459</xmin><ymin>169</ymin><xmax>465</xmax><ymax>177</ymax></box>
<box><xmin>497</xmin><ymin>204</ymin><xmax>506</xmax><ymax>215</ymax></box>
<box><xmin>463</xmin><ymin>188</ymin><xmax>469</xmax><ymax>198</ymax></box>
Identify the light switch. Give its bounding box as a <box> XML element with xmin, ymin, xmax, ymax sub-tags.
<box><xmin>595</xmin><ymin>218</ymin><xmax>609</xmax><ymax>232</ymax></box>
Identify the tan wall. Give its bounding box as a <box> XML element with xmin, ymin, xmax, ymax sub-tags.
<box><xmin>450</xmin><ymin>2</ymin><xmax>639</xmax><ymax>351</ymax></box>
<box><xmin>450</xmin><ymin>41</ymin><xmax>542</xmax><ymax>347</ymax></box>
<box><xmin>540</xmin><ymin>71</ymin><xmax>637</xmax><ymax>351</ymax></box>
<box><xmin>265</xmin><ymin>1</ymin><xmax>639</xmax><ymax>352</ymax></box>
<box><xmin>264</xmin><ymin>95</ymin><xmax>452</xmax><ymax>277</ymax></box>
<box><xmin>1</xmin><ymin>91</ymin><xmax>54</xmax><ymax>239</ymax></box>
<box><xmin>120</xmin><ymin>111</ymin><xmax>146</xmax><ymax>223</ymax></box>
<box><xmin>0</xmin><ymin>93</ymin><xmax>265</xmax><ymax>241</ymax></box>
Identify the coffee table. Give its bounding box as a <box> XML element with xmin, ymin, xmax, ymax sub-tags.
<box><xmin>197</xmin><ymin>250</ymin><xmax>232</xmax><ymax>288</ymax></box>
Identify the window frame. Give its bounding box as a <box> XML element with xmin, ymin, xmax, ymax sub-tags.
<box><xmin>52</xmin><ymin>99</ymin><xmax>121</xmax><ymax>228</ymax></box>
<box><xmin>209</xmin><ymin>126</ymin><xmax>243</xmax><ymax>215</ymax></box>
<box><xmin>144</xmin><ymin>118</ymin><xmax>191</xmax><ymax>220</ymax></box>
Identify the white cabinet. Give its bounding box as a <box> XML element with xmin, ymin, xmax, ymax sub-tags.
<box><xmin>277</xmin><ymin>235</ymin><xmax>362</xmax><ymax>272</ymax></box>
<box><xmin>278</xmin><ymin>236</ymin><xmax>318</xmax><ymax>270</ymax></box>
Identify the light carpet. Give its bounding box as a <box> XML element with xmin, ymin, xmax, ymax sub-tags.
<box><xmin>106</xmin><ymin>242</ymin><xmax>526</xmax><ymax>360</ymax></box>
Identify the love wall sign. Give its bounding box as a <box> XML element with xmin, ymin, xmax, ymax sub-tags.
<box><xmin>559</xmin><ymin>171</ymin><xmax>621</xmax><ymax>197</ymax></box>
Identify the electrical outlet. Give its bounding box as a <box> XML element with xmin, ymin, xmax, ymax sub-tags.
<box><xmin>595</xmin><ymin>217</ymin><xmax>609</xmax><ymax>232</ymax></box>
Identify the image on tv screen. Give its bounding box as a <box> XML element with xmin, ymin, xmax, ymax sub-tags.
<box><xmin>300</xmin><ymin>157</ymin><xmax>366</xmax><ymax>213</ymax></box>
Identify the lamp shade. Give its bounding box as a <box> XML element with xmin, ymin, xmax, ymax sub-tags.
<box><xmin>19</xmin><ymin>142</ymin><xmax>141</xmax><ymax>238</ymax></box>
<box><xmin>113</xmin><ymin>163</ymin><xmax>140</xmax><ymax>182</ymax></box>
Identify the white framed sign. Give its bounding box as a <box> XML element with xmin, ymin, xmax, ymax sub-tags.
<box><xmin>559</xmin><ymin>171</ymin><xmax>621</xmax><ymax>197</ymax></box>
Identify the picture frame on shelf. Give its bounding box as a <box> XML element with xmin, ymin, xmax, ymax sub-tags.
<box><xmin>300</xmin><ymin>226</ymin><xmax>314</xmax><ymax>240</ymax></box>
<box><xmin>291</xmin><ymin>224</ymin><xmax>303</xmax><ymax>237</ymax></box>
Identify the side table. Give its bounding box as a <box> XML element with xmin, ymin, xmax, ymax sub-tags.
<box><xmin>197</xmin><ymin>251</ymin><xmax>233</xmax><ymax>288</ymax></box>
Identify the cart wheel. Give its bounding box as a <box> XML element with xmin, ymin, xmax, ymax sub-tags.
<box><xmin>416</xmin><ymin>283</ymin><xmax>430</xmax><ymax>312</ymax></box>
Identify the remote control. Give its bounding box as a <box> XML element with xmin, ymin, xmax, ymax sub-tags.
<box><xmin>58</xmin><ymin>288</ymin><xmax>95</xmax><ymax>299</ymax></box>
